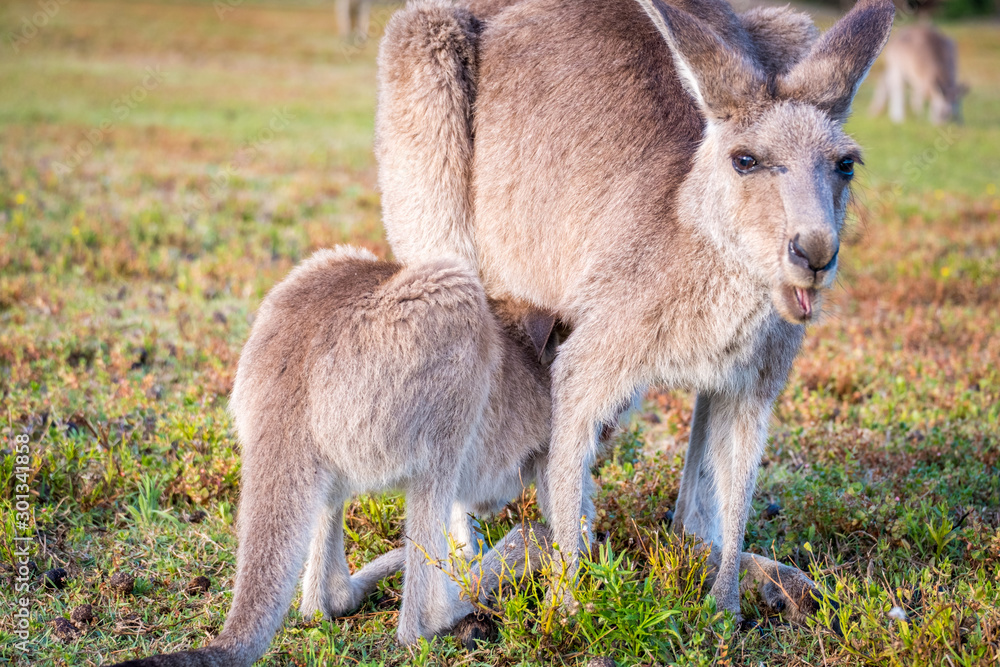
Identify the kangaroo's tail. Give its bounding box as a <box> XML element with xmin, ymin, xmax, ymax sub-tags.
<box><xmin>111</xmin><ymin>425</ymin><xmax>325</xmax><ymax>667</ymax></box>
<box><xmin>353</xmin><ymin>547</ymin><xmax>407</xmax><ymax>595</ymax></box>
<box><xmin>110</xmin><ymin>648</ymin><xmax>232</xmax><ymax>667</ymax></box>
<box><xmin>375</xmin><ymin>0</ymin><xmax>481</xmax><ymax>268</ymax></box>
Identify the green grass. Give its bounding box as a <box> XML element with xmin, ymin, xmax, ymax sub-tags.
<box><xmin>1</xmin><ymin>2</ymin><xmax>999</xmax><ymax>665</ymax></box>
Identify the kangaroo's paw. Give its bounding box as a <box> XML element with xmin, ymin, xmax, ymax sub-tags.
<box><xmin>451</xmin><ymin>611</ymin><xmax>498</xmax><ymax>650</ymax></box>
<box><xmin>706</xmin><ymin>572</ymin><xmax>744</xmax><ymax>623</ymax></box>
<box><xmin>740</xmin><ymin>553</ymin><xmax>824</xmax><ymax>625</ymax></box>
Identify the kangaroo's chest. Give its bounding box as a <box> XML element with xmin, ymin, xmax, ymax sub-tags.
<box><xmin>649</xmin><ymin>274</ymin><xmax>779</xmax><ymax>394</ymax></box>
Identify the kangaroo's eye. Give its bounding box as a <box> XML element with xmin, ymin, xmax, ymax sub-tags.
<box><xmin>732</xmin><ymin>155</ymin><xmax>758</xmax><ymax>174</ymax></box>
<box><xmin>836</xmin><ymin>157</ymin><xmax>855</xmax><ymax>177</ymax></box>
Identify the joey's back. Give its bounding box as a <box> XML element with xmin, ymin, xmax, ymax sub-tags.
<box><xmin>232</xmin><ymin>247</ymin><xmax>496</xmax><ymax>487</ymax></box>
<box><xmin>232</xmin><ymin>247</ymin><xmax>555</xmax><ymax>503</ymax></box>
<box><xmin>230</xmin><ymin>247</ymin><xmax>407</xmax><ymax>463</ymax></box>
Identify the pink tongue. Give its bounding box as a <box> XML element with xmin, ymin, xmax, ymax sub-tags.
<box><xmin>795</xmin><ymin>287</ymin><xmax>812</xmax><ymax>317</ymax></box>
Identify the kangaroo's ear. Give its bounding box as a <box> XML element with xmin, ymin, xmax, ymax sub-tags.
<box><xmin>777</xmin><ymin>0</ymin><xmax>895</xmax><ymax>122</ymax></box>
<box><xmin>738</xmin><ymin>6</ymin><xmax>819</xmax><ymax>76</ymax></box>
<box><xmin>522</xmin><ymin>309</ymin><xmax>558</xmax><ymax>365</ymax></box>
<box><xmin>634</xmin><ymin>0</ymin><xmax>764</xmax><ymax>119</ymax></box>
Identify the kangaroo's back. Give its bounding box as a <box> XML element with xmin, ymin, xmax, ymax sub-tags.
<box><xmin>233</xmin><ymin>247</ymin><xmax>498</xmax><ymax>479</ymax></box>
<box><xmin>468</xmin><ymin>0</ymin><xmax>702</xmax><ymax>309</ymax></box>
<box><xmin>230</xmin><ymin>247</ymin><xmax>403</xmax><ymax>454</ymax></box>
<box><xmin>377</xmin><ymin>0</ymin><xmax>817</xmax><ymax>316</ymax></box>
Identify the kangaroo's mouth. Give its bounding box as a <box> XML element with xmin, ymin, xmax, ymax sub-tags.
<box><xmin>777</xmin><ymin>283</ymin><xmax>819</xmax><ymax>324</ymax></box>
<box><xmin>794</xmin><ymin>286</ymin><xmax>813</xmax><ymax>318</ymax></box>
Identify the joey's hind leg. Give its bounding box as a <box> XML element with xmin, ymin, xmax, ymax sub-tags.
<box><xmin>475</xmin><ymin>521</ymin><xmax>553</xmax><ymax>600</ymax></box>
<box><xmin>302</xmin><ymin>490</ymin><xmax>409</xmax><ymax>619</ymax></box>
<box><xmin>450</xmin><ymin>521</ymin><xmax>553</xmax><ymax>650</ymax></box>
<box><xmin>399</xmin><ymin>474</ymin><xmax>469</xmax><ymax>644</ymax></box>
<box><xmin>450</xmin><ymin>502</ymin><xmax>481</xmax><ymax>561</ymax></box>
<box><xmin>197</xmin><ymin>453</ymin><xmax>331</xmax><ymax>666</ymax></box>
<box><xmin>301</xmin><ymin>489</ymin><xmax>361</xmax><ymax>619</ymax></box>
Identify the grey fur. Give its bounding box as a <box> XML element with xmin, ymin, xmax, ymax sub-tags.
<box><xmin>375</xmin><ymin>0</ymin><xmax>482</xmax><ymax>268</ymax></box>
<box><xmin>376</xmin><ymin>0</ymin><xmax>893</xmax><ymax>621</ymax></box>
<box><xmin>112</xmin><ymin>246</ymin><xmax>558</xmax><ymax>666</ymax></box>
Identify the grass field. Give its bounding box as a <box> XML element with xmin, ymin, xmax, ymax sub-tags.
<box><xmin>1</xmin><ymin>1</ymin><xmax>998</xmax><ymax>665</ymax></box>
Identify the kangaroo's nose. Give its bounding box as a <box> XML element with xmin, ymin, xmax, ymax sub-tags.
<box><xmin>788</xmin><ymin>233</ymin><xmax>838</xmax><ymax>274</ymax></box>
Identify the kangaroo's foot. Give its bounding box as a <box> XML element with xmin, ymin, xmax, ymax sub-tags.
<box><xmin>450</xmin><ymin>611</ymin><xmax>498</xmax><ymax>650</ymax></box>
<box><xmin>739</xmin><ymin>553</ymin><xmax>825</xmax><ymax>625</ymax></box>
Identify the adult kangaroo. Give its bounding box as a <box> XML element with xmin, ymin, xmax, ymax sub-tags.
<box><xmin>869</xmin><ymin>23</ymin><xmax>968</xmax><ymax>125</ymax></box>
<box><xmin>376</xmin><ymin>0</ymin><xmax>894</xmax><ymax>622</ymax></box>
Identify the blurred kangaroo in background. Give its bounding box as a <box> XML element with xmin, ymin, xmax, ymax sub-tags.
<box><xmin>112</xmin><ymin>246</ymin><xmax>559</xmax><ymax>666</ymax></box>
<box><xmin>336</xmin><ymin>0</ymin><xmax>372</xmax><ymax>40</ymax></box>
<box><xmin>376</xmin><ymin>0</ymin><xmax>894</xmax><ymax>623</ymax></box>
<box><xmin>870</xmin><ymin>24</ymin><xmax>968</xmax><ymax>124</ymax></box>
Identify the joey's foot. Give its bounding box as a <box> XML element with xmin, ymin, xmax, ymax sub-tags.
<box><xmin>451</xmin><ymin>612</ymin><xmax>498</xmax><ymax>650</ymax></box>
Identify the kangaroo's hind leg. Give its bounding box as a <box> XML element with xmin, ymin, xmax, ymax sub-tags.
<box><xmin>335</xmin><ymin>0</ymin><xmax>351</xmax><ymax>38</ymax></box>
<box><xmin>868</xmin><ymin>74</ymin><xmax>888</xmax><ymax>117</ymax></box>
<box><xmin>449</xmin><ymin>520</ymin><xmax>554</xmax><ymax>649</ymax></box>
<box><xmin>887</xmin><ymin>64</ymin><xmax>906</xmax><ymax>123</ymax></box>
<box><xmin>398</xmin><ymin>467</ymin><xmax>467</xmax><ymax>644</ymax></box>
<box><xmin>301</xmin><ymin>483</ymin><xmax>410</xmax><ymax>620</ymax></box>
<box><xmin>355</xmin><ymin>0</ymin><xmax>372</xmax><ymax>41</ymax></box>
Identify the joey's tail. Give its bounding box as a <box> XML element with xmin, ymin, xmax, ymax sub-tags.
<box><xmin>111</xmin><ymin>649</ymin><xmax>231</xmax><ymax>667</ymax></box>
<box><xmin>112</xmin><ymin>544</ymin><xmax>407</xmax><ymax>667</ymax></box>
<box><xmin>111</xmin><ymin>433</ymin><xmax>326</xmax><ymax>667</ymax></box>
<box><xmin>375</xmin><ymin>0</ymin><xmax>481</xmax><ymax>268</ymax></box>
